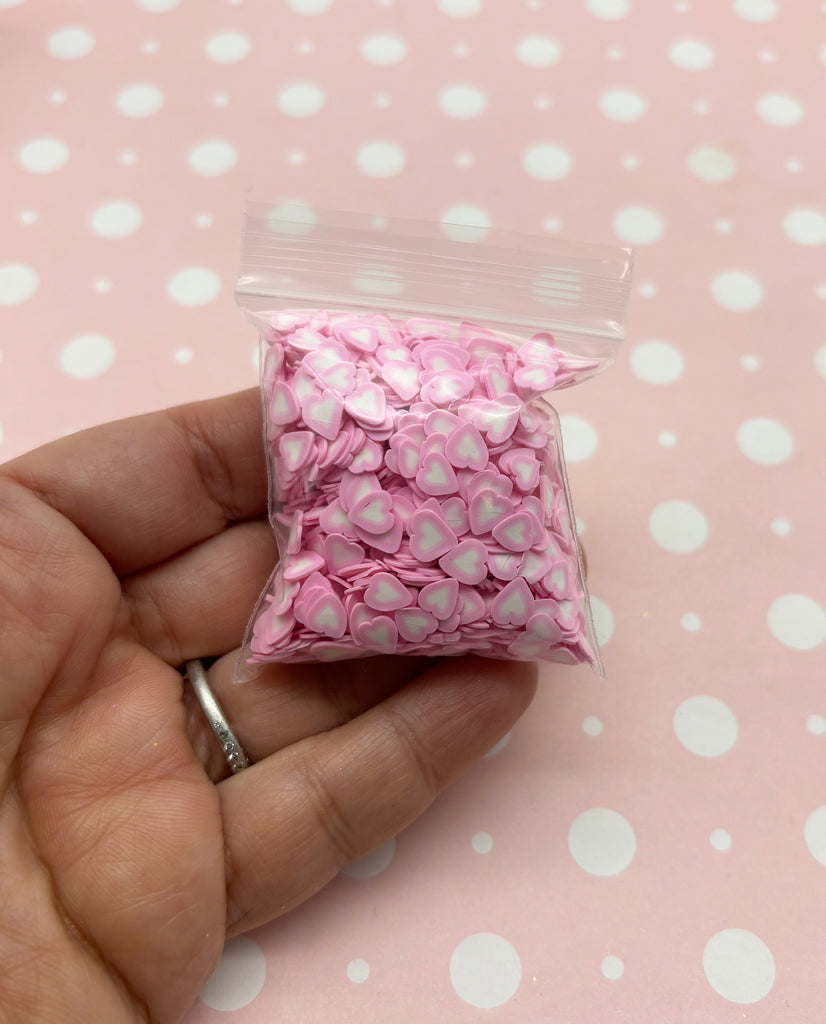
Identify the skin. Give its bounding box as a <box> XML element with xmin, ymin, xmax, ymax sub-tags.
<box><xmin>0</xmin><ymin>389</ymin><xmax>537</xmax><ymax>1024</ymax></box>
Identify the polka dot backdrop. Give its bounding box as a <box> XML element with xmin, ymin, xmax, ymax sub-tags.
<box><xmin>2</xmin><ymin>0</ymin><xmax>825</xmax><ymax>1019</ymax></box>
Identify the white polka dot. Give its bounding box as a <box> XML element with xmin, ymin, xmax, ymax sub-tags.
<box><xmin>710</xmin><ymin>270</ymin><xmax>763</xmax><ymax>312</ymax></box>
<box><xmin>118</xmin><ymin>149</ymin><xmax>138</xmax><ymax>165</ymax></box>
<box><xmin>620</xmin><ymin>154</ymin><xmax>639</xmax><ymax>170</ymax></box>
<box><xmin>515</xmin><ymin>36</ymin><xmax>562</xmax><ymax>67</ymax></box>
<box><xmin>736</xmin><ymin>417</ymin><xmax>794</xmax><ymax>466</ymax></box>
<box><xmin>560</xmin><ymin>415</ymin><xmax>598</xmax><ymax>463</ymax></box>
<box><xmin>817</xmin><ymin>345</ymin><xmax>826</xmax><ymax>379</ymax></box>
<box><xmin>49</xmin><ymin>91</ymin><xmax>67</xmax><ymax>105</ymax></box>
<box><xmin>296</xmin><ymin>39</ymin><xmax>315</xmax><ymax>55</ymax></box>
<box><xmin>586</xmin><ymin>0</ymin><xmax>630</xmax><ymax>18</ymax></box>
<box><xmin>638</xmin><ymin>281</ymin><xmax>657</xmax><ymax>298</ymax></box>
<box><xmin>629</xmin><ymin>340</ymin><xmax>684</xmax><ymax>384</ymax></box>
<box><xmin>543</xmin><ymin>216</ymin><xmax>561</xmax><ymax>232</ymax></box>
<box><xmin>371</xmin><ymin>92</ymin><xmax>391</xmax><ymax>109</ymax></box>
<box><xmin>703</xmin><ymin>930</ymin><xmax>776</xmax><ymax>1004</ymax></box>
<box><xmin>601</xmin><ymin>956</ymin><xmax>624</xmax><ymax>980</ymax></box>
<box><xmin>785</xmin><ymin>157</ymin><xmax>803</xmax><ymax>173</ymax></box>
<box><xmin>688</xmin><ymin>145</ymin><xmax>737</xmax><ymax>182</ymax></box>
<box><xmin>205</xmin><ymin>31</ymin><xmax>251</xmax><ymax>62</ymax></box>
<box><xmin>0</xmin><ymin>0</ymin><xmax>27</xmax><ymax>7</ymax></box>
<box><xmin>806</xmin><ymin>714</ymin><xmax>826</xmax><ymax>736</ymax></box>
<box><xmin>783</xmin><ymin>208</ymin><xmax>826</xmax><ymax>247</ymax></box>
<box><xmin>658</xmin><ymin>430</ymin><xmax>678</xmax><ymax>448</ymax></box>
<box><xmin>733</xmin><ymin>0</ymin><xmax>777</xmax><ymax>20</ymax></box>
<box><xmin>167</xmin><ymin>267</ymin><xmax>221</xmax><ymax>307</ymax></box>
<box><xmin>453</xmin><ymin>42</ymin><xmax>470</xmax><ymax>58</ymax></box>
<box><xmin>288</xmin><ymin>0</ymin><xmax>332</xmax><ymax>11</ymax></box>
<box><xmin>211</xmin><ymin>91</ymin><xmax>230</xmax><ymax>107</ymax></box>
<box><xmin>267</xmin><ymin>202</ymin><xmax>317</xmax><ymax>235</ymax></box>
<box><xmin>820</xmin><ymin>42</ymin><xmax>826</xmax><ymax>66</ymax></box>
<box><xmin>0</xmin><ymin>264</ymin><xmax>39</xmax><ymax>306</ymax></box>
<box><xmin>582</xmin><ymin>716</ymin><xmax>604</xmax><ymax>736</ymax></box>
<box><xmin>714</xmin><ymin>218</ymin><xmax>734</xmax><ymax>234</ymax></box>
<box><xmin>681</xmin><ymin>612</ymin><xmax>702</xmax><ymax>632</ymax></box>
<box><xmin>569</xmin><ymin>808</ymin><xmax>636</xmax><ymax>876</ymax></box>
<box><xmin>277</xmin><ymin>82</ymin><xmax>326</xmax><ymax>117</ymax></box>
<box><xmin>759</xmin><ymin>47</ymin><xmax>777</xmax><ymax>63</ymax></box>
<box><xmin>116</xmin><ymin>83</ymin><xmax>165</xmax><ymax>118</ymax></box>
<box><xmin>471</xmin><ymin>831</ymin><xmax>493</xmax><ymax>853</ymax></box>
<box><xmin>136</xmin><ymin>0</ymin><xmax>180</xmax><ymax>9</ymax></box>
<box><xmin>92</xmin><ymin>277</ymin><xmax>112</xmax><ymax>294</ymax></box>
<box><xmin>89</xmin><ymin>200</ymin><xmax>143</xmax><ymax>240</ymax></box>
<box><xmin>441</xmin><ymin>205</ymin><xmax>491</xmax><ymax>242</ymax></box>
<box><xmin>341</xmin><ymin>838</ymin><xmax>396</xmax><ymax>878</ymax></box>
<box><xmin>740</xmin><ymin>354</ymin><xmax>761</xmax><ymax>371</ymax></box>
<box><xmin>188</xmin><ymin>140</ymin><xmax>238</xmax><ymax>176</ymax></box>
<box><xmin>606</xmin><ymin>45</ymin><xmax>624</xmax><ymax>59</ymax></box>
<box><xmin>613</xmin><ymin>205</ymin><xmax>664</xmax><ymax>245</ymax></box>
<box><xmin>439</xmin><ymin>84</ymin><xmax>487</xmax><ymax>119</ymax></box>
<box><xmin>455</xmin><ymin>151</ymin><xmax>474</xmax><ymax>168</ymax></box>
<box><xmin>710</xmin><ymin>828</ymin><xmax>732</xmax><ymax>851</ymax></box>
<box><xmin>438</xmin><ymin>0</ymin><xmax>482</xmax><ymax>16</ymax></box>
<box><xmin>692</xmin><ymin>99</ymin><xmax>710</xmax><ymax>115</ymax></box>
<box><xmin>48</xmin><ymin>26</ymin><xmax>95</xmax><ymax>59</ymax></box>
<box><xmin>173</xmin><ymin>347</ymin><xmax>193</xmax><ymax>364</ymax></box>
<box><xmin>523</xmin><ymin>143</ymin><xmax>572</xmax><ymax>180</ymax></box>
<box><xmin>805</xmin><ymin>805</ymin><xmax>826</xmax><ymax>866</ymax></box>
<box><xmin>767</xmin><ymin>594</ymin><xmax>826</xmax><ymax>651</ymax></box>
<box><xmin>60</xmin><ymin>334</ymin><xmax>116</xmax><ymax>379</ymax></box>
<box><xmin>756</xmin><ymin>92</ymin><xmax>803</xmax><ymax>126</ymax></box>
<box><xmin>589</xmin><ymin>596</ymin><xmax>614</xmax><ymax>645</ymax></box>
<box><xmin>817</xmin><ymin>284</ymin><xmax>826</xmax><ymax>300</ymax></box>
<box><xmin>668</xmin><ymin>38</ymin><xmax>715</xmax><ymax>70</ymax></box>
<box><xmin>199</xmin><ymin>937</ymin><xmax>267</xmax><ymax>1011</ymax></box>
<box><xmin>674</xmin><ymin>696</ymin><xmax>738</xmax><ymax>757</ymax></box>
<box><xmin>450</xmin><ymin>934</ymin><xmax>521</xmax><ymax>1009</ymax></box>
<box><xmin>194</xmin><ymin>212</ymin><xmax>214</xmax><ymax>229</ymax></box>
<box><xmin>346</xmin><ymin>958</ymin><xmax>369</xmax><ymax>983</ymax></box>
<box><xmin>19</xmin><ymin>209</ymin><xmax>38</xmax><ymax>225</ymax></box>
<box><xmin>355</xmin><ymin>140</ymin><xmax>406</xmax><ymax>178</ymax></box>
<box><xmin>17</xmin><ymin>137</ymin><xmax>69</xmax><ymax>174</ymax></box>
<box><xmin>534</xmin><ymin>95</ymin><xmax>551</xmax><ymax>110</ymax></box>
<box><xmin>139</xmin><ymin>39</ymin><xmax>160</xmax><ymax>54</ymax></box>
<box><xmin>599</xmin><ymin>88</ymin><xmax>647</xmax><ymax>123</ymax></box>
<box><xmin>649</xmin><ymin>500</ymin><xmax>708</xmax><ymax>553</ymax></box>
<box><xmin>361</xmin><ymin>34</ymin><xmax>407</xmax><ymax>64</ymax></box>
<box><xmin>770</xmin><ymin>517</ymin><xmax>791</xmax><ymax>537</ymax></box>
<box><xmin>485</xmin><ymin>731</ymin><xmax>510</xmax><ymax>757</ymax></box>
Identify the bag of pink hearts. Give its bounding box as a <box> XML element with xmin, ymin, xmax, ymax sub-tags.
<box><xmin>235</xmin><ymin>205</ymin><xmax>633</xmax><ymax>677</ymax></box>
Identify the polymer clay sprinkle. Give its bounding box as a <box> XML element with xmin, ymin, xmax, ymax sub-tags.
<box><xmin>249</xmin><ymin>311</ymin><xmax>596</xmax><ymax>666</ymax></box>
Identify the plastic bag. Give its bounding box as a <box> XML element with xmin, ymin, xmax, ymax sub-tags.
<box><xmin>235</xmin><ymin>205</ymin><xmax>633</xmax><ymax>675</ymax></box>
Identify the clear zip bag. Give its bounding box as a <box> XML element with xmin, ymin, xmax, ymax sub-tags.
<box><xmin>235</xmin><ymin>205</ymin><xmax>633</xmax><ymax>676</ymax></box>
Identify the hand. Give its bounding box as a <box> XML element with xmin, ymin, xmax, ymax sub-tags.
<box><xmin>0</xmin><ymin>390</ymin><xmax>537</xmax><ymax>1024</ymax></box>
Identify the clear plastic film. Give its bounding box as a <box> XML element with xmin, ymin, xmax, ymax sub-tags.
<box><xmin>235</xmin><ymin>205</ymin><xmax>633</xmax><ymax>677</ymax></box>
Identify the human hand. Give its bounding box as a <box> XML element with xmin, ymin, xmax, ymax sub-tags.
<box><xmin>0</xmin><ymin>390</ymin><xmax>537</xmax><ymax>1024</ymax></box>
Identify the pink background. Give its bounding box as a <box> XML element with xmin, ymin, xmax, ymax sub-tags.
<box><xmin>2</xmin><ymin>0</ymin><xmax>826</xmax><ymax>1020</ymax></box>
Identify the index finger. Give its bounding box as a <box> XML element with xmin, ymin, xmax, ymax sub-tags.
<box><xmin>1</xmin><ymin>389</ymin><xmax>267</xmax><ymax>576</ymax></box>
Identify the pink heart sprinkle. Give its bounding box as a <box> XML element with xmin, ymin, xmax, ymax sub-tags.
<box><xmin>283</xmin><ymin>550</ymin><xmax>326</xmax><ymax>581</ymax></box>
<box><xmin>543</xmin><ymin>562</ymin><xmax>575</xmax><ymax>600</ymax></box>
<box><xmin>380</xmin><ymin>361</ymin><xmax>421</xmax><ymax>401</ymax></box>
<box><xmin>355</xmin><ymin>615</ymin><xmax>399</xmax><ymax>654</ymax></box>
<box><xmin>270</xmin><ymin>311</ymin><xmax>310</xmax><ymax>333</ymax></box>
<box><xmin>519</xmin><ymin>548</ymin><xmax>554</xmax><ymax>583</ymax></box>
<box><xmin>418</xmin><ymin>578</ymin><xmax>460</xmax><ymax>620</ymax></box>
<box><xmin>304</xmin><ymin>590</ymin><xmax>348</xmax><ymax>638</ymax></box>
<box><xmin>278</xmin><ymin>430</ymin><xmax>315</xmax><ymax>473</ymax></box>
<box><xmin>499</xmin><ymin>448</ymin><xmax>540</xmax><ymax>492</ymax></box>
<box><xmin>349</xmin><ymin>490</ymin><xmax>395</xmax><ymax>534</ymax></box>
<box><xmin>492</xmin><ymin>511</ymin><xmax>536</xmax><ymax>553</ymax></box>
<box><xmin>444</xmin><ymin>421</ymin><xmax>488</xmax><ymax>471</ymax></box>
<box><xmin>456</xmin><ymin>586</ymin><xmax>486</xmax><ymax>625</ymax></box>
<box><xmin>438</xmin><ymin>539</ymin><xmax>488</xmax><ymax>585</ymax></box>
<box><xmin>395</xmin><ymin>607</ymin><xmax>439</xmax><ymax>643</ymax></box>
<box><xmin>318</xmin><ymin>498</ymin><xmax>357</xmax><ymax>537</ymax></box>
<box><xmin>488</xmin><ymin>551</ymin><xmax>522</xmax><ymax>581</ymax></box>
<box><xmin>415</xmin><ymin>451</ymin><xmax>458</xmax><ymax>497</ymax></box>
<box><xmin>269</xmin><ymin>380</ymin><xmax>300</xmax><ymax>425</ymax></box>
<box><xmin>491</xmin><ymin>577</ymin><xmax>534</xmax><ymax>626</ymax></box>
<box><xmin>481</xmin><ymin>358</ymin><xmax>513</xmax><ymax>399</ymax></box>
<box><xmin>420</xmin><ymin>370</ymin><xmax>475</xmax><ymax>407</ymax></box>
<box><xmin>340</xmin><ymin>471</ymin><xmax>380</xmax><ymax>512</ymax></box>
<box><xmin>304</xmin><ymin>349</ymin><xmax>357</xmax><ymax>395</ymax></box>
<box><xmin>289</xmin><ymin>327</ymin><xmax>328</xmax><ymax>352</ymax></box>
<box><xmin>375</xmin><ymin>343</ymin><xmax>413</xmax><ymax>364</ymax></box>
<box><xmin>344</xmin><ymin>382</ymin><xmax>387</xmax><ymax>427</ymax></box>
<box><xmin>468</xmin><ymin>489</ymin><xmax>513</xmax><ymax>535</ymax></box>
<box><xmin>408</xmin><ymin>508</ymin><xmax>458</xmax><ymax>562</ymax></box>
<box><xmin>467</xmin><ymin>469</ymin><xmax>513</xmax><ymax>500</ymax></box>
<box><xmin>395</xmin><ymin>436</ymin><xmax>420</xmax><ymax>478</ymax></box>
<box><xmin>419</xmin><ymin>343</ymin><xmax>469</xmax><ymax>372</ymax></box>
<box><xmin>355</xmin><ymin>511</ymin><xmax>404</xmax><ymax>554</ymax></box>
<box><xmin>348</xmin><ymin>438</ymin><xmax>383</xmax><ymax>473</ymax></box>
<box><xmin>514</xmin><ymin>363</ymin><xmax>556</xmax><ymax>394</ymax></box>
<box><xmin>424</xmin><ymin>409</ymin><xmax>462</xmax><ymax>437</ymax></box>
<box><xmin>442</xmin><ymin>496</ymin><xmax>469</xmax><ymax>535</ymax></box>
<box><xmin>364</xmin><ymin>572</ymin><xmax>415</xmax><ymax>612</ymax></box>
<box><xmin>333</xmin><ymin>320</ymin><xmax>379</xmax><ymax>353</ymax></box>
<box><xmin>302</xmin><ymin>388</ymin><xmax>344</xmax><ymax>441</ymax></box>
<box><xmin>324</xmin><ymin>533</ymin><xmax>365</xmax><ymax>573</ymax></box>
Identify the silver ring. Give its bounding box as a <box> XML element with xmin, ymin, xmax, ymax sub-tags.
<box><xmin>185</xmin><ymin>659</ymin><xmax>250</xmax><ymax>775</ymax></box>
